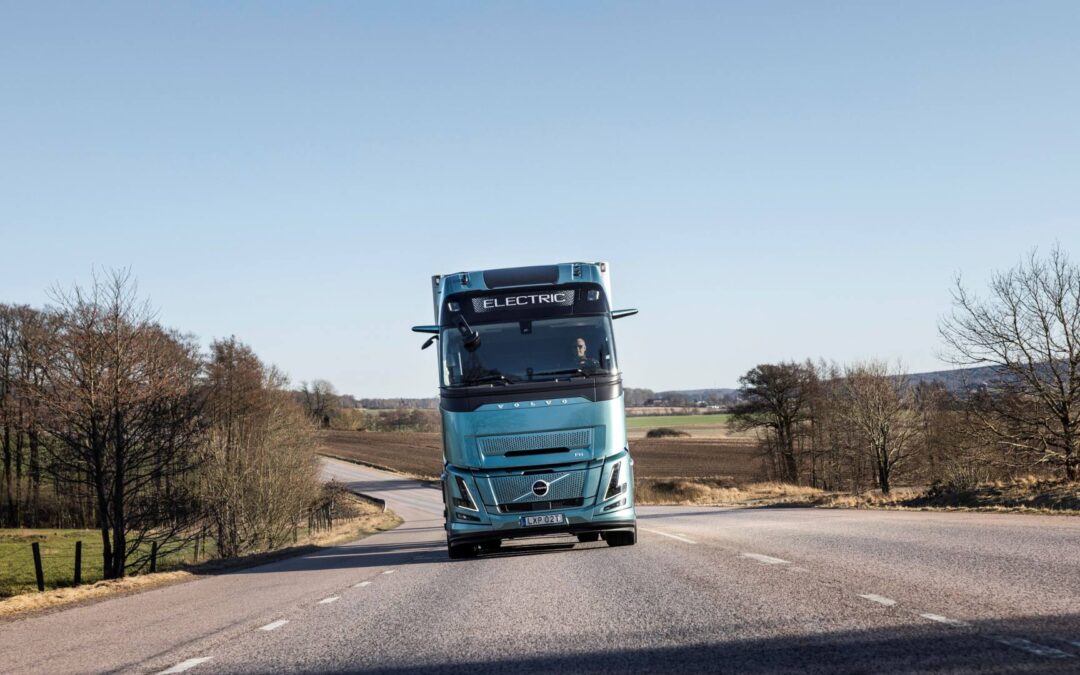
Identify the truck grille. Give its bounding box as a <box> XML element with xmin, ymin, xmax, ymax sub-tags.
<box><xmin>499</xmin><ymin>498</ymin><xmax>584</xmax><ymax>513</ymax></box>
<box><xmin>488</xmin><ymin>470</ymin><xmax>587</xmax><ymax>504</ymax></box>
<box><xmin>478</xmin><ymin>429</ymin><xmax>593</xmax><ymax>456</ymax></box>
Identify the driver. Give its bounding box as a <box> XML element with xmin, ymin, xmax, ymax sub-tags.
<box><xmin>575</xmin><ymin>337</ymin><xmax>600</xmax><ymax>369</ymax></box>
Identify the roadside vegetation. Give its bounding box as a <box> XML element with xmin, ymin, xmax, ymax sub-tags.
<box><xmin>0</xmin><ymin>270</ymin><xmax>390</xmax><ymax>601</ymax></box>
<box><xmin>323</xmin><ymin>245</ymin><xmax>1080</xmax><ymax>515</ymax></box>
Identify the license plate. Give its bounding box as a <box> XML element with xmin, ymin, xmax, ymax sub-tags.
<box><xmin>519</xmin><ymin>513</ymin><xmax>566</xmax><ymax>527</ymax></box>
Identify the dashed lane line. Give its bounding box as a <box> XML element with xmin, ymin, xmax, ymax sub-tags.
<box><xmin>158</xmin><ymin>657</ymin><xmax>212</xmax><ymax>674</ymax></box>
<box><xmin>353</xmin><ymin>581</ymin><xmax>372</xmax><ymax>588</ymax></box>
<box><xmin>639</xmin><ymin>527</ymin><xmax>697</xmax><ymax>544</ymax></box>
<box><xmin>858</xmin><ymin>594</ymin><xmax>897</xmax><ymax>606</ymax></box>
<box><xmin>993</xmin><ymin>637</ymin><xmax>1074</xmax><ymax>659</ymax></box>
<box><xmin>741</xmin><ymin>552</ymin><xmax>790</xmax><ymax>565</ymax></box>
<box><xmin>259</xmin><ymin>620</ymin><xmax>289</xmax><ymax>631</ymax></box>
<box><xmin>318</xmin><ymin>596</ymin><xmax>340</xmax><ymax>605</ymax></box>
<box><xmin>382</xmin><ymin>569</ymin><xmax>396</xmax><ymax>575</ymax></box>
<box><xmin>919</xmin><ymin>613</ymin><xmax>968</xmax><ymax>627</ymax></box>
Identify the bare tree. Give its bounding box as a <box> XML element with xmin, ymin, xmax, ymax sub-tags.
<box><xmin>300</xmin><ymin>379</ymin><xmax>338</xmax><ymax>427</ymax></box>
<box><xmin>835</xmin><ymin>361</ymin><xmax>917</xmax><ymax>495</ymax></box>
<box><xmin>940</xmin><ymin>246</ymin><xmax>1080</xmax><ymax>480</ymax></box>
<box><xmin>729</xmin><ymin>362</ymin><xmax>817</xmax><ymax>483</ymax></box>
<box><xmin>203</xmin><ymin>338</ymin><xmax>320</xmax><ymax>558</ymax></box>
<box><xmin>36</xmin><ymin>270</ymin><xmax>204</xmax><ymax>578</ymax></box>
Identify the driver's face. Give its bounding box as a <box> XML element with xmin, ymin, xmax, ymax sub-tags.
<box><xmin>576</xmin><ymin>339</ymin><xmax>586</xmax><ymax>356</ymax></box>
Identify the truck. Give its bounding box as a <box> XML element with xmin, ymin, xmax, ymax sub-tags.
<box><xmin>412</xmin><ymin>262</ymin><xmax>639</xmax><ymax>558</ymax></box>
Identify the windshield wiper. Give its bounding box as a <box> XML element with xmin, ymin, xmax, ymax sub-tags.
<box><xmin>530</xmin><ymin>368</ymin><xmax>607</xmax><ymax>380</ymax></box>
<box><xmin>463</xmin><ymin>373</ymin><xmax>516</xmax><ymax>385</ymax></box>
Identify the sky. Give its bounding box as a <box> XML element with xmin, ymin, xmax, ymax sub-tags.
<box><xmin>2</xmin><ymin>1</ymin><xmax>1079</xmax><ymax>397</ymax></box>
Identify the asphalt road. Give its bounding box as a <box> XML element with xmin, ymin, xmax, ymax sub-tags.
<box><xmin>2</xmin><ymin>458</ymin><xmax>1079</xmax><ymax>674</ymax></box>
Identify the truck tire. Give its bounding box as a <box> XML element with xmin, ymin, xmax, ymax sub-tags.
<box><xmin>576</xmin><ymin>532</ymin><xmax>600</xmax><ymax>543</ymax></box>
<box><xmin>604</xmin><ymin>529</ymin><xmax>636</xmax><ymax>547</ymax></box>
<box><xmin>448</xmin><ymin>542</ymin><xmax>477</xmax><ymax>559</ymax></box>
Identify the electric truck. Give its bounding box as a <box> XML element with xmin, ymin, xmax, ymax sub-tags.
<box><xmin>413</xmin><ymin>262</ymin><xmax>638</xmax><ymax>559</ymax></box>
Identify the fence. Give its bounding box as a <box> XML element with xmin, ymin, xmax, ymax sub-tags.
<box><xmin>0</xmin><ymin>535</ymin><xmax>166</xmax><ymax>598</ymax></box>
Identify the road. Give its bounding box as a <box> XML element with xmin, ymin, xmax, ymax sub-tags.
<box><xmin>2</xmin><ymin>457</ymin><xmax>1079</xmax><ymax>674</ymax></box>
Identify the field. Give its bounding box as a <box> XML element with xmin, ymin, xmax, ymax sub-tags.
<box><xmin>0</xmin><ymin>529</ymin><xmax>208</xmax><ymax>598</ymax></box>
<box><xmin>625</xmin><ymin>413</ymin><xmax>731</xmax><ymax>428</ymax></box>
<box><xmin>319</xmin><ymin>429</ymin><xmax>762</xmax><ymax>482</ymax></box>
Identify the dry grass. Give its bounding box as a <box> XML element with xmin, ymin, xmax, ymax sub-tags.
<box><xmin>636</xmin><ymin>476</ymin><xmax>1080</xmax><ymax>515</ymax></box>
<box><xmin>0</xmin><ymin>498</ymin><xmax>400</xmax><ymax>620</ymax></box>
<box><xmin>636</xmin><ymin>478</ymin><xmax>827</xmax><ymax>506</ymax></box>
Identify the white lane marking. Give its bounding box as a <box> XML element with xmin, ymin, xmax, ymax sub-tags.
<box><xmin>994</xmin><ymin>637</ymin><xmax>1073</xmax><ymax>659</ymax></box>
<box><xmin>259</xmin><ymin>619</ymin><xmax>289</xmax><ymax>631</ymax></box>
<box><xmin>741</xmin><ymin>552</ymin><xmax>789</xmax><ymax>565</ymax></box>
<box><xmin>859</xmin><ymin>594</ymin><xmax>897</xmax><ymax>606</ymax></box>
<box><xmin>382</xmin><ymin>569</ymin><xmax>396</xmax><ymax>574</ymax></box>
<box><xmin>158</xmin><ymin>658</ymin><xmax>212</xmax><ymax>674</ymax></box>
<box><xmin>920</xmin><ymin>613</ymin><xmax>968</xmax><ymax>627</ymax></box>
<box><xmin>318</xmin><ymin>596</ymin><xmax>340</xmax><ymax>604</ymax></box>
<box><xmin>639</xmin><ymin>527</ymin><xmax>697</xmax><ymax>544</ymax></box>
<box><xmin>353</xmin><ymin>581</ymin><xmax>372</xmax><ymax>588</ymax></box>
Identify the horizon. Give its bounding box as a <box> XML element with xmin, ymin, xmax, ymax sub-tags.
<box><xmin>3</xmin><ymin>2</ymin><xmax>1079</xmax><ymax>397</ymax></box>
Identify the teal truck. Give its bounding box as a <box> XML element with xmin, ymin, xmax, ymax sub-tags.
<box><xmin>413</xmin><ymin>262</ymin><xmax>638</xmax><ymax>558</ymax></box>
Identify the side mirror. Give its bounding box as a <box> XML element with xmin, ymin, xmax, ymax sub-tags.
<box><xmin>611</xmin><ymin>308</ymin><xmax>639</xmax><ymax>320</ymax></box>
<box><xmin>421</xmin><ymin>335</ymin><xmax>438</xmax><ymax>350</ymax></box>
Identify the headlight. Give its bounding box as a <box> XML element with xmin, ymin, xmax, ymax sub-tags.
<box><xmin>604</xmin><ymin>460</ymin><xmax>627</xmax><ymax>500</ymax></box>
<box><xmin>453</xmin><ymin>476</ymin><xmax>479</xmax><ymax>511</ymax></box>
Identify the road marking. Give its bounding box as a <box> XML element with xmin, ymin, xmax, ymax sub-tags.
<box><xmin>639</xmin><ymin>527</ymin><xmax>697</xmax><ymax>544</ymax></box>
<box><xmin>994</xmin><ymin>637</ymin><xmax>1073</xmax><ymax>659</ymax></box>
<box><xmin>741</xmin><ymin>552</ymin><xmax>789</xmax><ymax>565</ymax></box>
<box><xmin>859</xmin><ymin>594</ymin><xmax>897</xmax><ymax>606</ymax></box>
<box><xmin>318</xmin><ymin>596</ymin><xmax>340</xmax><ymax>604</ymax></box>
<box><xmin>920</xmin><ymin>613</ymin><xmax>968</xmax><ymax>627</ymax></box>
<box><xmin>382</xmin><ymin>569</ymin><xmax>396</xmax><ymax>574</ymax></box>
<box><xmin>158</xmin><ymin>658</ymin><xmax>212</xmax><ymax>674</ymax></box>
<box><xmin>353</xmin><ymin>581</ymin><xmax>372</xmax><ymax>588</ymax></box>
<box><xmin>259</xmin><ymin>620</ymin><xmax>289</xmax><ymax>631</ymax></box>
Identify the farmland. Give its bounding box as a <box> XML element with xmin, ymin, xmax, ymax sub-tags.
<box><xmin>319</xmin><ymin>429</ymin><xmax>761</xmax><ymax>482</ymax></box>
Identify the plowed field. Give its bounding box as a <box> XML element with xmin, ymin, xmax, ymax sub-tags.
<box><xmin>319</xmin><ymin>430</ymin><xmax>762</xmax><ymax>482</ymax></box>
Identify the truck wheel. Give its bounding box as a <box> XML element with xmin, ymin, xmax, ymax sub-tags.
<box><xmin>604</xmin><ymin>530</ymin><xmax>636</xmax><ymax>547</ymax></box>
<box><xmin>448</xmin><ymin>542</ymin><xmax>477</xmax><ymax>559</ymax></box>
<box><xmin>576</xmin><ymin>533</ymin><xmax>600</xmax><ymax>543</ymax></box>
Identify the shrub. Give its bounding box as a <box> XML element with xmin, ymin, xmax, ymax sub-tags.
<box><xmin>646</xmin><ymin>427</ymin><xmax>691</xmax><ymax>438</ymax></box>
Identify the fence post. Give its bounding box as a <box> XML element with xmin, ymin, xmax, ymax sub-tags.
<box><xmin>31</xmin><ymin>542</ymin><xmax>45</xmax><ymax>592</ymax></box>
<box><xmin>74</xmin><ymin>541</ymin><xmax>82</xmax><ymax>586</ymax></box>
<box><xmin>150</xmin><ymin>541</ymin><xmax>158</xmax><ymax>573</ymax></box>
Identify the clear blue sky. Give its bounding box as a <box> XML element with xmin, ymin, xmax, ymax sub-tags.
<box><xmin>2</xmin><ymin>2</ymin><xmax>1078</xmax><ymax>397</ymax></box>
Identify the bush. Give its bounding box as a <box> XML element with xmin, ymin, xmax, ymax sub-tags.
<box><xmin>646</xmin><ymin>427</ymin><xmax>691</xmax><ymax>438</ymax></box>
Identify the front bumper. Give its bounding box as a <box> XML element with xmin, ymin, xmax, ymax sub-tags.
<box><xmin>448</xmin><ymin>518</ymin><xmax>636</xmax><ymax>546</ymax></box>
<box><xmin>444</xmin><ymin>452</ymin><xmax>635</xmax><ymax>545</ymax></box>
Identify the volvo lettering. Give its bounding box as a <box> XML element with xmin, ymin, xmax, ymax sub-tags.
<box><xmin>412</xmin><ymin>262</ymin><xmax>638</xmax><ymax>558</ymax></box>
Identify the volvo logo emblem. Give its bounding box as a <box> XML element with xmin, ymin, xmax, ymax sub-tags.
<box><xmin>531</xmin><ymin>480</ymin><xmax>549</xmax><ymax>497</ymax></box>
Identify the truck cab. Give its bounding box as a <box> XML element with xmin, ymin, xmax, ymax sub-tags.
<box><xmin>413</xmin><ymin>262</ymin><xmax>638</xmax><ymax>558</ymax></box>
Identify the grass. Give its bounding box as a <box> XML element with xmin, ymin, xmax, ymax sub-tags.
<box><xmin>0</xmin><ymin>529</ymin><xmax>209</xmax><ymax>599</ymax></box>
<box><xmin>635</xmin><ymin>478</ymin><xmax>826</xmax><ymax>506</ymax></box>
<box><xmin>626</xmin><ymin>413</ymin><xmax>731</xmax><ymax>428</ymax></box>
<box><xmin>0</xmin><ymin>497</ymin><xmax>401</xmax><ymax>601</ymax></box>
<box><xmin>634</xmin><ymin>476</ymin><xmax>1080</xmax><ymax>514</ymax></box>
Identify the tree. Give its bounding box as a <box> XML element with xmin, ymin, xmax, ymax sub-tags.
<box><xmin>300</xmin><ymin>379</ymin><xmax>338</xmax><ymax>427</ymax></box>
<box><xmin>940</xmin><ymin>246</ymin><xmax>1080</xmax><ymax>480</ymax></box>
<box><xmin>835</xmin><ymin>361</ymin><xmax>917</xmax><ymax>495</ymax></box>
<box><xmin>37</xmin><ymin>270</ymin><xmax>204</xmax><ymax>578</ymax></box>
<box><xmin>729</xmin><ymin>362</ymin><xmax>817</xmax><ymax>483</ymax></box>
<box><xmin>203</xmin><ymin>338</ymin><xmax>320</xmax><ymax>558</ymax></box>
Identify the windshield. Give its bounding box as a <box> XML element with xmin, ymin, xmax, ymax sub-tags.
<box><xmin>441</xmin><ymin>316</ymin><xmax>617</xmax><ymax>387</ymax></box>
